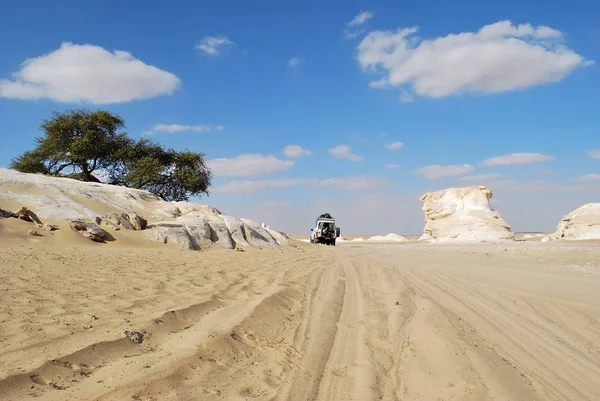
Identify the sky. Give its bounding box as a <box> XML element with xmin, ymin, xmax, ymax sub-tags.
<box><xmin>1</xmin><ymin>0</ymin><xmax>599</xmax><ymax>235</ymax></box>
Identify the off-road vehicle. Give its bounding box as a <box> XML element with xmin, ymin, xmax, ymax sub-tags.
<box><xmin>309</xmin><ymin>213</ymin><xmax>341</xmax><ymax>246</ymax></box>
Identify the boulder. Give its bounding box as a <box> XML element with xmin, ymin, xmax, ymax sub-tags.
<box><xmin>0</xmin><ymin>208</ymin><xmax>16</xmax><ymax>218</ymax></box>
<box><xmin>104</xmin><ymin>213</ymin><xmax>135</xmax><ymax>230</ymax></box>
<box><xmin>36</xmin><ymin>223</ymin><xmax>57</xmax><ymax>232</ymax></box>
<box><xmin>127</xmin><ymin>212</ymin><xmax>147</xmax><ymax>230</ymax></box>
<box><xmin>419</xmin><ymin>186</ymin><xmax>514</xmax><ymax>243</ymax></box>
<box><xmin>546</xmin><ymin>203</ymin><xmax>600</xmax><ymax>241</ymax></box>
<box><xmin>96</xmin><ymin>212</ymin><xmax>147</xmax><ymax>231</ymax></box>
<box><xmin>70</xmin><ymin>221</ymin><xmax>107</xmax><ymax>242</ymax></box>
<box><xmin>14</xmin><ymin>207</ymin><xmax>42</xmax><ymax>224</ymax></box>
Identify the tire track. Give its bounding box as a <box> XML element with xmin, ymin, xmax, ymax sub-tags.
<box><xmin>314</xmin><ymin>255</ymin><xmax>377</xmax><ymax>401</ymax></box>
<box><xmin>402</xmin><ymin>269</ymin><xmax>598</xmax><ymax>401</ymax></box>
<box><xmin>275</xmin><ymin>261</ymin><xmax>346</xmax><ymax>401</ymax></box>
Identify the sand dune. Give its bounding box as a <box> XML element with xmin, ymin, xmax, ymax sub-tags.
<box><xmin>1</xmin><ymin>216</ymin><xmax>600</xmax><ymax>401</ymax></box>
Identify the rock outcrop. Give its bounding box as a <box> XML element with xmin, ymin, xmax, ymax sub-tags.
<box><xmin>0</xmin><ymin>169</ymin><xmax>291</xmax><ymax>250</ymax></box>
<box><xmin>367</xmin><ymin>233</ymin><xmax>406</xmax><ymax>242</ymax></box>
<box><xmin>145</xmin><ymin>207</ymin><xmax>292</xmax><ymax>250</ymax></box>
<box><xmin>419</xmin><ymin>185</ymin><xmax>514</xmax><ymax>243</ymax></box>
<box><xmin>546</xmin><ymin>203</ymin><xmax>600</xmax><ymax>241</ymax></box>
<box><xmin>95</xmin><ymin>212</ymin><xmax>147</xmax><ymax>231</ymax></box>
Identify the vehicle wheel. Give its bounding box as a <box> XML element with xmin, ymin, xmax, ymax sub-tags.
<box><xmin>332</xmin><ymin>239</ymin><xmax>336</xmax><ymax>246</ymax></box>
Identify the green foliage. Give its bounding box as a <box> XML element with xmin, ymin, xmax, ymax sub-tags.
<box><xmin>10</xmin><ymin>109</ymin><xmax>127</xmax><ymax>181</ymax></box>
<box><xmin>11</xmin><ymin>109</ymin><xmax>212</xmax><ymax>201</ymax></box>
<box><xmin>109</xmin><ymin>138</ymin><xmax>213</xmax><ymax>201</ymax></box>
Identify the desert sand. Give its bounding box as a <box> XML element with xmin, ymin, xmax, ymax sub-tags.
<box><xmin>1</xmin><ymin>216</ymin><xmax>600</xmax><ymax>401</ymax></box>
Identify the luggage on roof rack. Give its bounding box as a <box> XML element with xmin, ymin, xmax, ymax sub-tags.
<box><xmin>319</xmin><ymin>213</ymin><xmax>332</xmax><ymax>219</ymax></box>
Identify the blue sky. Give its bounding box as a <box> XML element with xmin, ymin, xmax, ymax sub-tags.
<box><xmin>1</xmin><ymin>0</ymin><xmax>599</xmax><ymax>235</ymax></box>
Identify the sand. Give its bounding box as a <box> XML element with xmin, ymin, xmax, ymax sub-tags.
<box><xmin>1</xmin><ymin>218</ymin><xmax>600</xmax><ymax>401</ymax></box>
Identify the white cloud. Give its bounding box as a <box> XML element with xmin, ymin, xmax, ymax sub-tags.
<box><xmin>284</xmin><ymin>145</ymin><xmax>312</xmax><ymax>158</ymax></box>
<box><xmin>481</xmin><ymin>152</ymin><xmax>555</xmax><ymax>166</ymax></box>
<box><xmin>312</xmin><ymin>176</ymin><xmax>390</xmax><ymax>190</ymax></box>
<box><xmin>400</xmin><ymin>91</ymin><xmax>415</xmax><ymax>103</ymax></box>
<box><xmin>328</xmin><ymin>144</ymin><xmax>363</xmax><ymax>162</ymax></box>
<box><xmin>288</xmin><ymin>57</ymin><xmax>303</xmax><ymax>68</ymax></box>
<box><xmin>347</xmin><ymin>11</ymin><xmax>374</xmax><ymax>27</ymax></box>
<box><xmin>344</xmin><ymin>10</ymin><xmax>374</xmax><ymax>39</ymax></box>
<box><xmin>144</xmin><ymin>124</ymin><xmax>223</xmax><ymax>135</ymax></box>
<box><xmin>455</xmin><ymin>173</ymin><xmax>593</xmax><ymax>194</ymax></box>
<box><xmin>195</xmin><ymin>35</ymin><xmax>234</xmax><ymax>56</ymax></box>
<box><xmin>574</xmin><ymin>174</ymin><xmax>600</xmax><ymax>182</ymax></box>
<box><xmin>211</xmin><ymin>178</ymin><xmax>306</xmax><ymax>194</ymax></box>
<box><xmin>386</xmin><ymin>164</ymin><xmax>400</xmax><ymax>169</ymax></box>
<box><xmin>458</xmin><ymin>173</ymin><xmax>504</xmax><ymax>182</ymax></box>
<box><xmin>261</xmin><ymin>200</ymin><xmax>291</xmax><ymax>209</ymax></box>
<box><xmin>0</xmin><ymin>42</ymin><xmax>180</xmax><ymax>104</ymax></box>
<box><xmin>357</xmin><ymin>20</ymin><xmax>592</xmax><ymax>99</ymax></box>
<box><xmin>413</xmin><ymin>164</ymin><xmax>475</xmax><ymax>179</ymax></box>
<box><xmin>212</xmin><ymin>175</ymin><xmax>389</xmax><ymax>194</ymax></box>
<box><xmin>587</xmin><ymin>149</ymin><xmax>600</xmax><ymax>159</ymax></box>
<box><xmin>207</xmin><ymin>154</ymin><xmax>294</xmax><ymax>177</ymax></box>
<box><xmin>385</xmin><ymin>141</ymin><xmax>404</xmax><ymax>150</ymax></box>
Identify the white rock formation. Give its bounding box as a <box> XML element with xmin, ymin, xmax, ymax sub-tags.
<box><xmin>0</xmin><ymin>169</ymin><xmax>291</xmax><ymax>249</ymax></box>
<box><xmin>546</xmin><ymin>203</ymin><xmax>600</xmax><ymax>241</ymax></box>
<box><xmin>367</xmin><ymin>233</ymin><xmax>406</xmax><ymax>242</ymax></box>
<box><xmin>419</xmin><ymin>185</ymin><xmax>514</xmax><ymax>243</ymax></box>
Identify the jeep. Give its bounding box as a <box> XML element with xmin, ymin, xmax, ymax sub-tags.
<box><xmin>309</xmin><ymin>213</ymin><xmax>341</xmax><ymax>246</ymax></box>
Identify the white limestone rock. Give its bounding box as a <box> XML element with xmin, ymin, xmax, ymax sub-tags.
<box><xmin>0</xmin><ymin>169</ymin><xmax>291</xmax><ymax>250</ymax></box>
<box><xmin>419</xmin><ymin>185</ymin><xmax>514</xmax><ymax>243</ymax></box>
<box><xmin>547</xmin><ymin>203</ymin><xmax>600</xmax><ymax>241</ymax></box>
<box><xmin>146</xmin><ymin>225</ymin><xmax>199</xmax><ymax>250</ymax></box>
<box><xmin>367</xmin><ymin>233</ymin><xmax>406</xmax><ymax>242</ymax></box>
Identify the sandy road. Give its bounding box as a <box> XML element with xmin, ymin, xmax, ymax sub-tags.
<box><xmin>1</xmin><ymin>240</ymin><xmax>600</xmax><ymax>400</ymax></box>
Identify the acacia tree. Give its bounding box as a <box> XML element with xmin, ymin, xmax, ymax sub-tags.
<box><xmin>11</xmin><ymin>109</ymin><xmax>129</xmax><ymax>181</ymax></box>
<box><xmin>107</xmin><ymin>138</ymin><xmax>213</xmax><ymax>201</ymax></box>
<box><xmin>11</xmin><ymin>109</ymin><xmax>212</xmax><ymax>201</ymax></box>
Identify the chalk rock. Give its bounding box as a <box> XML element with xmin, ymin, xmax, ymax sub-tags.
<box><xmin>547</xmin><ymin>203</ymin><xmax>600</xmax><ymax>241</ymax></box>
<box><xmin>419</xmin><ymin>186</ymin><xmax>514</xmax><ymax>243</ymax></box>
<box><xmin>367</xmin><ymin>233</ymin><xmax>406</xmax><ymax>242</ymax></box>
<box><xmin>146</xmin><ymin>224</ymin><xmax>198</xmax><ymax>250</ymax></box>
<box><xmin>0</xmin><ymin>169</ymin><xmax>291</xmax><ymax>250</ymax></box>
